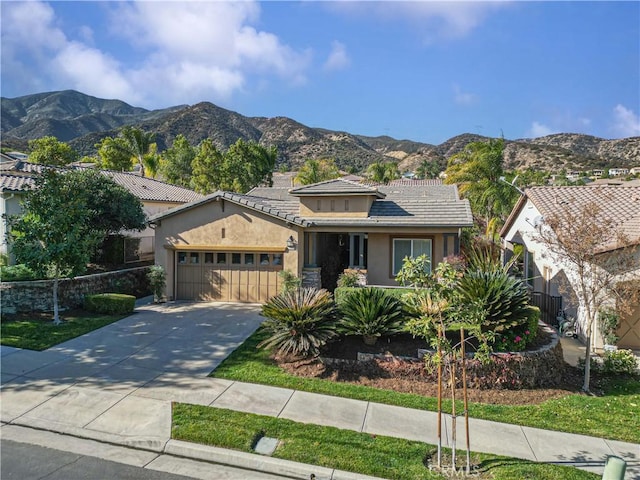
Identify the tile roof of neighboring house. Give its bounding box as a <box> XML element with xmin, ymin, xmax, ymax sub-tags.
<box><xmin>270</xmin><ymin>172</ymin><xmax>297</xmax><ymax>188</ymax></box>
<box><xmin>156</xmin><ymin>181</ymin><xmax>473</xmax><ymax>228</ymax></box>
<box><xmin>365</xmin><ymin>178</ymin><xmax>444</xmax><ymax>187</ymax></box>
<box><xmin>289</xmin><ymin>178</ymin><xmax>386</xmax><ymax>198</ymax></box>
<box><xmin>0</xmin><ymin>161</ymin><xmax>203</xmax><ymax>203</ymax></box>
<box><xmin>0</xmin><ymin>174</ymin><xmax>33</xmax><ymax>192</ymax></box>
<box><xmin>502</xmin><ymin>185</ymin><xmax>640</xmax><ymax>251</ymax></box>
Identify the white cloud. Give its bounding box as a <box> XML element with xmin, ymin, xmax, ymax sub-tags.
<box><xmin>527</xmin><ymin>122</ymin><xmax>556</xmax><ymax>138</ymax></box>
<box><xmin>327</xmin><ymin>2</ymin><xmax>510</xmax><ymax>42</ymax></box>
<box><xmin>1</xmin><ymin>1</ymin><xmax>312</xmax><ymax>107</ymax></box>
<box><xmin>453</xmin><ymin>84</ymin><xmax>477</xmax><ymax>106</ymax></box>
<box><xmin>323</xmin><ymin>41</ymin><xmax>350</xmax><ymax>72</ymax></box>
<box><xmin>611</xmin><ymin>104</ymin><xmax>640</xmax><ymax>137</ymax></box>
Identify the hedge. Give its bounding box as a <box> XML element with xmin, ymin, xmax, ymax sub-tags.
<box><xmin>84</xmin><ymin>293</ymin><xmax>135</xmax><ymax>315</ymax></box>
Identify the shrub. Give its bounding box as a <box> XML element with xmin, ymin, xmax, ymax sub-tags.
<box><xmin>278</xmin><ymin>269</ymin><xmax>301</xmax><ymax>293</ymax></box>
<box><xmin>147</xmin><ymin>265</ymin><xmax>166</xmax><ymax>302</ymax></box>
<box><xmin>602</xmin><ymin>349</ymin><xmax>638</xmax><ymax>376</ymax></box>
<box><xmin>337</xmin><ymin>270</ymin><xmax>360</xmax><ymax>288</ymax></box>
<box><xmin>456</xmin><ymin>269</ymin><xmax>532</xmax><ymax>334</ymax></box>
<box><xmin>338</xmin><ymin>287</ymin><xmax>405</xmax><ymax>345</ymax></box>
<box><xmin>395</xmin><ymin>254</ymin><xmax>432</xmax><ymax>288</ymax></box>
<box><xmin>494</xmin><ymin>307</ymin><xmax>540</xmax><ymax>352</ymax></box>
<box><xmin>84</xmin><ymin>293</ymin><xmax>136</xmax><ymax>315</ymax></box>
<box><xmin>0</xmin><ymin>264</ymin><xmax>40</xmax><ymax>282</ymax></box>
<box><xmin>598</xmin><ymin>307</ymin><xmax>620</xmax><ymax>345</ymax></box>
<box><xmin>259</xmin><ymin>288</ymin><xmax>337</xmax><ymax>357</ymax></box>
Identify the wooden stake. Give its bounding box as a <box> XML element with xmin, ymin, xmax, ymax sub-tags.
<box><xmin>461</xmin><ymin>327</ymin><xmax>471</xmax><ymax>474</ymax></box>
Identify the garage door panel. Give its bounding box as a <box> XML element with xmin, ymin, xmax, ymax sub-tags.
<box><xmin>177</xmin><ymin>251</ymin><xmax>282</xmax><ymax>303</ymax></box>
<box><xmin>618</xmin><ymin>305</ymin><xmax>640</xmax><ymax>349</ymax></box>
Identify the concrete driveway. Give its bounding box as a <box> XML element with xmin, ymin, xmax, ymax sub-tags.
<box><xmin>1</xmin><ymin>302</ymin><xmax>263</xmax><ymax>450</ymax></box>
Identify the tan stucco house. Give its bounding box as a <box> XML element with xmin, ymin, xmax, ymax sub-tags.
<box><xmin>150</xmin><ymin>179</ymin><xmax>473</xmax><ymax>303</ymax></box>
<box><xmin>0</xmin><ymin>157</ymin><xmax>203</xmax><ymax>263</ymax></box>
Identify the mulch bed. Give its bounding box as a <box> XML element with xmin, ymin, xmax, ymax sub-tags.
<box><xmin>274</xmin><ymin>332</ymin><xmax>587</xmax><ymax>406</ymax></box>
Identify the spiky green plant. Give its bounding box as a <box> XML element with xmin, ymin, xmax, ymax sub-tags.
<box><xmin>259</xmin><ymin>288</ymin><xmax>337</xmax><ymax>357</ymax></box>
<box><xmin>456</xmin><ymin>269</ymin><xmax>533</xmax><ymax>333</ymax></box>
<box><xmin>338</xmin><ymin>287</ymin><xmax>405</xmax><ymax>344</ymax></box>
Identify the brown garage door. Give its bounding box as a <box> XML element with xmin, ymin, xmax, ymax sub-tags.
<box><xmin>618</xmin><ymin>304</ymin><xmax>640</xmax><ymax>350</ymax></box>
<box><xmin>176</xmin><ymin>251</ymin><xmax>284</xmax><ymax>303</ymax></box>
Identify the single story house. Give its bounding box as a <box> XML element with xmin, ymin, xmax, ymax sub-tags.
<box><xmin>0</xmin><ymin>157</ymin><xmax>203</xmax><ymax>263</ymax></box>
<box><xmin>501</xmin><ymin>185</ymin><xmax>640</xmax><ymax>350</ymax></box>
<box><xmin>150</xmin><ymin>179</ymin><xmax>472</xmax><ymax>303</ymax></box>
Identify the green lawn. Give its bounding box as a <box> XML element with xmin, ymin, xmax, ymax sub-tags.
<box><xmin>0</xmin><ymin>310</ymin><xmax>129</xmax><ymax>351</ymax></box>
<box><xmin>172</xmin><ymin>403</ymin><xmax>598</xmax><ymax>480</ymax></box>
<box><xmin>211</xmin><ymin>327</ymin><xmax>640</xmax><ymax>444</ymax></box>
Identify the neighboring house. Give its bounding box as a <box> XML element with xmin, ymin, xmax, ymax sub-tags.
<box><xmin>609</xmin><ymin>168</ymin><xmax>630</xmax><ymax>177</ymax></box>
<box><xmin>0</xmin><ymin>159</ymin><xmax>203</xmax><ymax>263</ymax></box>
<box><xmin>501</xmin><ymin>186</ymin><xmax>640</xmax><ymax>350</ymax></box>
<box><xmin>630</xmin><ymin>167</ymin><xmax>640</xmax><ymax>175</ymax></box>
<box><xmin>150</xmin><ymin>179</ymin><xmax>472</xmax><ymax>303</ymax></box>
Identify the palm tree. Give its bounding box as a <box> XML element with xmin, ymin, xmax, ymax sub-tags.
<box><xmin>118</xmin><ymin>126</ymin><xmax>157</xmax><ymax>177</ymax></box>
<box><xmin>366</xmin><ymin>161</ymin><xmax>399</xmax><ymax>184</ymax></box>
<box><xmin>444</xmin><ymin>138</ymin><xmax>517</xmax><ymax>237</ymax></box>
<box><xmin>295</xmin><ymin>158</ymin><xmax>340</xmax><ymax>185</ymax></box>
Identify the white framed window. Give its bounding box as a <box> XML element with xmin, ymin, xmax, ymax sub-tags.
<box><xmin>392</xmin><ymin>238</ymin><xmax>432</xmax><ymax>276</ymax></box>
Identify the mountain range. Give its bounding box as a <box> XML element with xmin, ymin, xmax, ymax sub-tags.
<box><xmin>2</xmin><ymin>90</ymin><xmax>638</xmax><ymax>172</ymax></box>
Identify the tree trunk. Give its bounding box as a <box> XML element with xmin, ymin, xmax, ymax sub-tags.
<box><xmin>583</xmin><ymin>334</ymin><xmax>592</xmax><ymax>392</ymax></box>
<box><xmin>52</xmin><ymin>274</ymin><xmax>61</xmax><ymax>326</ymax></box>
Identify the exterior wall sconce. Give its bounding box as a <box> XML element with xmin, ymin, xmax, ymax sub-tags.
<box><xmin>286</xmin><ymin>236</ymin><xmax>297</xmax><ymax>251</ymax></box>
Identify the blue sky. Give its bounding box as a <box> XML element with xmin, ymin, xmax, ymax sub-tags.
<box><xmin>2</xmin><ymin>1</ymin><xmax>638</xmax><ymax>144</ymax></box>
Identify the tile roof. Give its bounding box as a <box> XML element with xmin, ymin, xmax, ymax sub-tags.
<box><xmin>157</xmin><ymin>181</ymin><xmax>472</xmax><ymax>228</ymax></box>
<box><xmin>289</xmin><ymin>178</ymin><xmax>385</xmax><ymax>198</ymax></box>
<box><xmin>504</xmin><ymin>185</ymin><xmax>640</xmax><ymax>251</ymax></box>
<box><xmin>365</xmin><ymin>178</ymin><xmax>444</xmax><ymax>187</ymax></box>
<box><xmin>0</xmin><ymin>161</ymin><xmax>203</xmax><ymax>203</ymax></box>
<box><xmin>0</xmin><ymin>174</ymin><xmax>33</xmax><ymax>192</ymax></box>
<box><xmin>149</xmin><ymin>191</ymin><xmax>311</xmax><ymax>227</ymax></box>
<box><xmin>310</xmin><ymin>198</ymin><xmax>472</xmax><ymax>227</ymax></box>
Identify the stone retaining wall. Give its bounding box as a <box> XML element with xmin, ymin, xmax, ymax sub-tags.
<box><xmin>0</xmin><ymin>267</ymin><xmax>151</xmax><ymax>314</ymax></box>
<box><xmin>321</xmin><ymin>323</ymin><xmax>566</xmax><ymax>390</ymax></box>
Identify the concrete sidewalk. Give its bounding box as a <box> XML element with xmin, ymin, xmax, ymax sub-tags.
<box><xmin>2</xmin><ymin>301</ymin><xmax>639</xmax><ymax>479</ymax></box>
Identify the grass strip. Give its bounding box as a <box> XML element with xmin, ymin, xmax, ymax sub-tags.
<box><xmin>172</xmin><ymin>403</ymin><xmax>598</xmax><ymax>480</ymax></box>
<box><xmin>211</xmin><ymin>327</ymin><xmax>640</xmax><ymax>444</ymax></box>
<box><xmin>0</xmin><ymin>310</ymin><xmax>128</xmax><ymax>351</ymax></box>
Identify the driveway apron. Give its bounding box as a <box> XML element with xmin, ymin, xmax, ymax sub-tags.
<box><xmin>1</xmin><ymin>302</ymin><xmax>264</xmax><ymax>450</ymax></box>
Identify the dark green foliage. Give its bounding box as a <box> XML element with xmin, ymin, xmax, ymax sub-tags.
<box><xmin>9</xmin><ymin>169</ymin><xmax>103</xmax><ymax>279</ymax></box>
<box><xmin>159</xmin><ymin>134</ymin><xmax>196</xmax><ymax>187</ymax></box>
<box><xmin>456</xmin><ymin>269</ymin><xmax>533</xmax><ymax>334</ymax></box>
<box><xmin>0</xmin><ymin>264</ymin><xmax>40</xmax><ymax>282</ymax></box>
<box><xmin>259</xmin><ymin>288</ymin><xmax>337</xmax><ymax>357</ymax></box>
<box><xmin>494</xmin><ymin>307</ymin><xmax>540</xmax><ymax>352</ymax></box>
<box><xmin>334</xmin><ymin>287</ymin><xmax>412</xmax><ymax>307</ymax></box>
<box><xmin>190</xmin><ymin>138</ymin><xmax>276</xmax><ymax>194</ymax></box>
<box><xmin>84</xmin><ymin>293</ymin><xmax>135</xmax><ymax>315</ymax></box>
<box><xmin>338</xmin><ymin>287</ymin><xmax>405</xmax><ymax>341</ymax></box>
<box><xmin>96</xmin><ymin>136</ymin><xmax>134</xmax><ymax>171</ymax></box>
<box><xmin>28</xmin><ymin>136</ymin><xmax>79</xmax><ymax>166</ymax></box>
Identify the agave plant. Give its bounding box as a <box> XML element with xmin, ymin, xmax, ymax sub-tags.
<box><xmin>259</xmin><ymin>288</ymin><xmax>337</xmax><ymax>357</ymax></box>
<box><xmin>338</xmin><ymin>287</ymin><xmax>405</xmax><ymax>345</ymax></box>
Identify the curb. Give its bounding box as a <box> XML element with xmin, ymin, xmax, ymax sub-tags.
<box><xmin>3</xmin><ymin>423</ymin><xmax>388</xmax><ymax>480</ymax></box>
